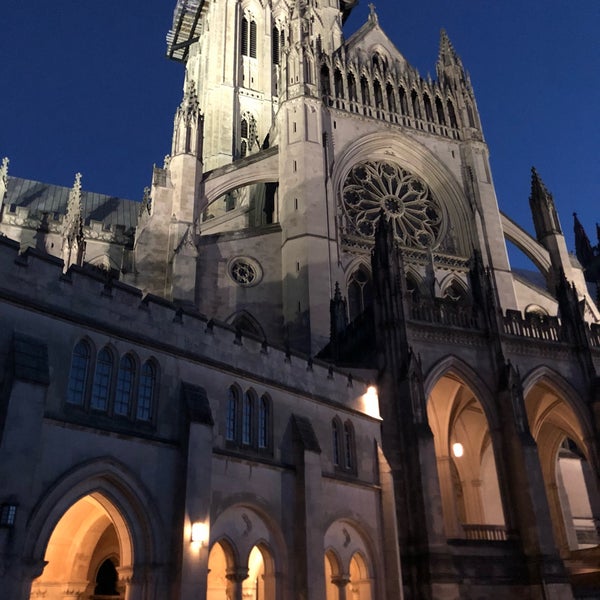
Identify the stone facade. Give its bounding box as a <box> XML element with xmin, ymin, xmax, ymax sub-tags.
<box><xmin>0</xmin><ymin>1</ymin><xmax>599</xmax><ymax>599</ymax></box>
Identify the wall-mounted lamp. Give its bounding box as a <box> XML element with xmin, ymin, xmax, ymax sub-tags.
<box><xmin>0</xmin><ymin>504</ymin><xmax>17</xmax><ymax>527</ymax></box>
<box><xmin>191</xmin><ymin>522</ymin><xmax>209</xmax><ymax>546</ymax></box>
<box><xmin>452</xmin><ymin>442</ymin><xmax>464</xmax><ymax>458</ymax></box>
<box><xmin>363</xmin><ymin>385</ymin><xmax>380</xmax><ymax>419</ymax></box>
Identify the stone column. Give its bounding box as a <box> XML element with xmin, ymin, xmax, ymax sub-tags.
<box><xmin>226</xmin><ymin>567</ymin><xmax>249</xmax><ymax>600</ymax></box>
<box><xmin>331</xmin><ymin>574</ymin><xmax>350</xmax><ymax>600</ymax></box>
<box><xmin>118</xmin><ymin>566</ymin><xmax>144</xmax><ymax>600</ymax></box>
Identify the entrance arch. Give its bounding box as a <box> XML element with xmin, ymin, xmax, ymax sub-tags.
<box><xmin>427</xmin><ymin>371</ymin><xmax>506</xmax><ymax>539</ymax></box>
<box><xmin>30</xmin><ymin>493</ymin><xmax>131</xmax><ymax>599</ymax></box>
<box><xmin>523</xmin><ymin>373</ymin><xmax>600</xmax><ymax>584</ymax></box>
<box><xmin>23</xmin><ymin>458</ymin><xmax>166</xmax><ymax>600</ymax></box>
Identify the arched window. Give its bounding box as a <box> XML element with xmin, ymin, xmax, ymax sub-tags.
<box><xmin>387</xmin><ymin>83</ymin><xmax>396</xmax><ymax>113</ymax></box>
<box><xmin>258</xmin><ymin>395</ymin><xmax>270</xmax><ymax>449</ymax></box>
<box><xmin>249</xmin><ymin>20</ymin><xmax>257</xmax><ymax>58</ymax></box>
<box><xmin>411</xmin><ymin>89</ymin><xmax>421</xmax><ymax>119</ymax></box>
<box><xmin>241</xmin><ymin>17</ymin><xmax>249</xmax><ymax>56</ymax></box>
<box><xmin>91</xmin><ymin>347</ymin><xmax>113</xmax><ymax>411</ymax></box>
<box><xmin>114</xmin><ymin>354</ymin><xmax>135</xmax><ymax>416</ymax></box>
<box><xmin>435</xmin><ymin>97</ymin><xmax>446</xmax><ymax>125</ymax></box>
<box><xmin>332</xmin><ymin>419</ymin><xmax>341</xmax><ymax>466</ymax></box>
<box><xmin>360</xmin><ymin>76</ymin><xmax>370</xmax><ymax>106</ymax></box>
<box><xmin>272</xmin><ymin>27</ymin><xmax>280</xmax><ymax>65</ymax></box>
<box><xmin>373</xmin><ymin>80</ymin><xmax>383</xmax><ymax>109</ymax></box>
<box><xmin>320</xmin><ymin>65</ymin><xmax>331</xmax><ymax>97</ymax></box>
<box><xmin>447</xmin><ymin>99</ymin><xmax>458</xmax><ymax>128</ymax></box>
<box><xmin>67</xmin><ymin>340</ymin><xmax>91</xmax><ymax>406</ymax></box>
<box><xmin>348</xmin><ymin>265</ymin><xmax>373</xmax><ymax>321</ymax></box>
<box><xmin>347</xmin><ymin>73</ymin><xmax>357</xmax><ymax>102</ymax></box>
<box><xmin>242</xmin><ymin>390</ymin><xmax>254</xmax><ymax>445</ymax></box>
<box><xmin>334</xmin><ymin>69</ymin><xmax>344</xmax><ymax>99</ymax></box>
<box><xmin>241</xmin><ymin>118</ymin><xmax>249</xmax><ymax>139</ymax></box>
<box><xmin>136</xmin><ymin>360</ymin><xmax>156</xmax><ymax>421</ymax></box>
<box><xmin>344</xmin><ymin>421</ymin><xmax>355</xmax><ymax>471</ymax></box>
<box><xmin>423</xmin><ymin>93</ymin><xmax>434</xmax><ymax>122</ymax></box>
<box><xmin>94</xmin><ymin>559</ymin><xmax>119</xmax><ymax>596</ymax></box>
<box><xmin>226</xmin><ymin>386</ymin><xmax>239</xmax><ymax>441</ymax></box>
<box><xmin>399</xmin><ymin>86</ymin><xmax>408</xmax><ymax>115</ymax></box>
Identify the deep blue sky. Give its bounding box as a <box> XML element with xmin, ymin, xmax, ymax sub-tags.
<box><xmin>1</xmin><ymin>1</ymin><xmax>598</xmax><ymax>264</ymax></box>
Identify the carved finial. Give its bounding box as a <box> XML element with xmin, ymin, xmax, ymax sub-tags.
<box><xmin>1</xmin><ymin>157</ymin><xmax>9</xmax><ymax>184</ymax></box>
<box><xmin>368</xmin><ymin>3</ymin><xmax>378</xmax><ymax>23</ymax></box>
<box><xmin>139</xmin><ymin>186</ymin><xmax>152</xmax><ymax>218</ymax></box>
<box><xmin>0</xmin><ymin>157</ymin><xmax>9</xmax><ymax>205</ymax></box>
<box><xmin>61</xmin><ymin>173</ymin><xmax>85</xmax><ymax>272</ymax></box>
<box><xmin>163</xmin><ymin>155</ymin><xmax>171</xmax><ymax>169</ymax></box>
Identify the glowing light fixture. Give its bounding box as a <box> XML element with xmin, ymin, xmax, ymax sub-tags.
<box><xmin>191</xmin><ymin>521</ymin><xmax>209</xmax><ymax>545</ymax></box>
<box><xmin>452</xmin><ymin>442</ymin><xmax>464</xmax><ymax>458</ymax></box>
<box><xmin>363</xmin><ymin>385</ymin><xmax>380</xmax><ymax>419</ymax></box>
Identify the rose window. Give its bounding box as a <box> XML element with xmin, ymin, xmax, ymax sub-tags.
<box><xmin>229</xmin><ymin>257</ymin><xmax>262</xmax><ymax>287</ymax></box>
<box><xmin>341</xmin><ymin>161</ymin><xmax>444</xmax><ymax>249</ymax></box>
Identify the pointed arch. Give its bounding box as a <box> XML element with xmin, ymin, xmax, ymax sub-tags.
<box><xmin>227</xmin><ymin>309</ymin><xmax>266</xmax><ymax>340</ymax></box>
<box><xmin>24</xmin><ymin>457</ymin><xmax>166</xmax><ymax>577</ymax></box>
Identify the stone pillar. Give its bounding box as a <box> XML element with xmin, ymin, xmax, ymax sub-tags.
<box><xmin>436</xmin><ymin>455</ymin><xmax>462</xmax><ymax>538</ymax></box>
<box><xmin>496</xmin><ymin>366</ymin><xmax>573</xmax><ymax>598</ymax></box>
<box><xmin>331</xmin><ymin>574</ymin><xmax>350</xmax><ymax>600</ymax></box>
<box><xmin>226</xmin><ymin>567</ymin><xmax>248</xmax><ymax>600</ymax></box>
<box><xmin>179</xmin><ymin>383</ymin><xmax>214</xmax><ymax>600</ymax></box>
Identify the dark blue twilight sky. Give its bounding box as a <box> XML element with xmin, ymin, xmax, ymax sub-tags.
<box><xmin>1</xmin><ymin>1</ymin><xmax>598</xmax><ymax>267</ymax></box>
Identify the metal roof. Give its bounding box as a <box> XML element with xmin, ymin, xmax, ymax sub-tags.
<box><xmin>166</xmin><ymin>0</ymin><xmax>205</xmax><ymax>62</ymax></box>
<box><xmin>5</xmin><ymin>176</ymin><xmax>139</xmax><ymax>230</ymax></box>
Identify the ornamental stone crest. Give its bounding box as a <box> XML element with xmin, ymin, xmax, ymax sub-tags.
<box><xmin>341</xmin><ymin>160</ymin><xmax>445</xmax><ymax>249</ymax></box>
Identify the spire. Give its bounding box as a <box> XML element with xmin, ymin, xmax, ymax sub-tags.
<box><xmin>172</xmin><ymin>79</ymin><xmax>203</xmax><ymax>157</ymax></box>
<box><xmin>529</xmin><ymin>167</ymin><xmax>562</xmax><ymax>240</ymax></box>
<box><xmin>61</xmin><ymin>173</ymin><xmax>85</xmax><ymax>272</ymax></box>
<box><xmin>436</xmin><ymin>29</ymin><xmax>466</xmax><ymax>89</ymax></box>
<box><xmin>573</xmin><ymin>213</ymin><xmax>594</xmax><ymax>267</ymax></box>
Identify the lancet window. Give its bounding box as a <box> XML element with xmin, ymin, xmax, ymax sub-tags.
<box><xmin>225</xmin><ymin>385</ymin><xmax>272</xmax><ymax>452</ymax></box>
<box><xmin>66</xmin><ymin>340</ymin><xmax>158</xmax><ymax>423</ymax></box>
<box><xmin>241</xmin><ymin>15</ymin><xmax>257</xmax><ymax>59</ymax></box>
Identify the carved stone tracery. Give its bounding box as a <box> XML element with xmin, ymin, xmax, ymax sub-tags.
<box><xmin>341</xmin><ymin>160</ymin><xmax>445</xmax><ymax>250</ymax></box>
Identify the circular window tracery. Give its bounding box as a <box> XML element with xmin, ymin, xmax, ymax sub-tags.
<box><xmin>228</xmin><ymin>257</ymin><xmax>262</xmax><ymax>287</ymax></box>
<box><xmin>341</xmin><ymin>160</ymin><xmax>445</xmax><ymax>249</ymax></box>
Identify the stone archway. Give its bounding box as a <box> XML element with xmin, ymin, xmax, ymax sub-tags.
<box><xmin>30</xmin><ymin>493</ymin><xmax>132</xmax><ymax>599</ymax></box>
<box><xmin>22</xmin><ymin>458</ymin><xmax>166</xmax><ymax>600</ymax></box>
<box><xmin>524</xmin><ymin>376</ymin><xmax>600</xmax><ymax>588</ymax></box>
<box><xmin>427</xmin><ymin>372</ymin><xmax>506</xmax><ymax>540</ymax></box>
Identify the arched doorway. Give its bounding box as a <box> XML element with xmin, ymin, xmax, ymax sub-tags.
<box><xmin>207</xmin><ymin>540</ymin><xmax>234</xmax><ymax>600</ymax></box>
<box><xmin>30</xmin><ymin>493</ymin><xmax>132</xmax><ymax>599</ymax></box>
<box><xmin>524</xmin><ymin>377</ymin><xmax>600</xmax><ymax>587</ymax></box>
<box><xmin>427</xmin><ymin>373</ymin><xmax>506</xmax><ymax>539</ymax></box>
<box><xmin>324</xmin><ymin>550</ymin><xmax>342</xmax><ymax>600</ymax></box>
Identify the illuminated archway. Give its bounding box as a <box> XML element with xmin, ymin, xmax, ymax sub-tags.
<box><xmin>207</xmin><ymin>540</ymin><xmax>235</xmax><ymax>600</ymax></box>
<box><xmin>524</xmin><ymin>375</ymin><xmax>600</xmax><ymax>566</ymax></box>
<box><xmin>427</xmin><ymin>372</ymin><xmax>506</xmax><ymax>539</ymax></box>
<box><xmin>349</xmin><ymin>552</ymin><xmax>372</xmax><ymax>600</ymax></box>
<box><xmin>324</xmin><ymin>549</ymin><xmax>342</xmax><ymax>600</ymax></box>
<box><xmin>30</xmin><ymin>493</ymin><xmax>131</xmax><ymax>599</ymax></box>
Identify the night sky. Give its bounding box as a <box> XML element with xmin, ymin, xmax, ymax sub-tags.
<box><xmin>1</xmin><ymin>0</ymin><xmax>598</xmax><ymax>268</ymax></box>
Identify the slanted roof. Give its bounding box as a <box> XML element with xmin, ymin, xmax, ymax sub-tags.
<box><xmin>5</xmin><ymin>176</ymin><xmax>139</xmax><ymax>229</ymax></box>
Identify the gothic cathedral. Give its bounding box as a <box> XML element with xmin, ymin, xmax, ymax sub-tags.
<box><xmin>0</xmin><ymin>1</ymin><xmax>599</xmax><ymax>599</ymax></box>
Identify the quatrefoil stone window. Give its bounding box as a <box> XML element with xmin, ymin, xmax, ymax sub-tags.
<box><xmin>341</xmin><ymin>160</ymin><xmax>445</xmax><ymax>249</ymax></box>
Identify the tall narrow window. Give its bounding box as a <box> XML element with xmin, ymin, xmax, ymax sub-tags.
<box><xmin>399</xmin><ymin>86</ymin><xmax>408</xmax><ymax>115</ymax></box>
<box><xmin>344</xmin><ymin>421</ymin><xmax>355</xmax><ymax>470</ymax></box>
<box><xmin>242</xmin><ymin>391</ymin><xmax>253</xmax><ymax>445</ymax></box>
<box><xmin>320</xmin><ymin>65</ymin><xmax>331</xmax><ymax>97</ymax></box>
<box><xmin>114</xmin><ymin>354</ymin><xmax>135</xmax><ymax>416</ymax></box>
<box><xmin>466</xmin><ymin>102</ymin><xmax>475</xmax><ymax>128</ymax></box>
<box><xmin>447</xmin><ymin>99</ymin><xmax>458</xmax><ymax>128</ymax></box>
<box><xmin>249</xmin><ymin>20</ymin><xmax>257</xmax><ymax>58</ymax></box>
<box><xmin>360</xmin><ymin>76</ymin><xmax>370</xmax><ymax>106</ymax></box>
<box><xmin>91</xmin><ymin>348</ymin><xmax>113</xmax><ymax>411</ymax></box>
<box><xmin>67</xmin><ymin>340</ymin><xmax>91</xmax><ymax>406</ymax></box>
<box><xmin>137</xmin><ymin>361</ymin><xmax>155</xmax><ymax>421</ymax></box>
<box><xmin>226</xmin><ymin>387</ymin><xmax>238</xmax><ymax>441</ymax></box>
<box><xmin>258</xmin><ymin>395</ymin><xmax>269</xmax><ymax>448</ymax></box>
<box><xmin>272</xmin><ymin>27</ymin><xmax>280</xmax><ymax>64</ymax></box>
<box><xmin>411</xmin><ymin>90</ymin><xmax>421</xmax><ymax>119</ymax></box>
<box><xmin>348</xmin><ymin>265</ymin><xmax>373</xmax><ymax>321</ymax></box>
<box><xmin>334</xmin><ymin>69</ymin><xmax>344</xmax><ymax>99</ymax></box>
<box><xmin>435</xmin><ymin>96</ymin><xmax>446</xmax><ymax>125</ymax></box>
<box><xmin>374</xmin><ymin>80</ymin><xmax>383</xmax><ymax>109</ymax></box>
<box><xmin>241</xmin><ymin>17</ymin><xmax>249</xmax><ymax>56</ymax></box>
<box><xmin>387</xmin><ymin>83</ymin><xmax>396</xmax><ymax>113</ymax></box>
<box><xmin>423</xmin><ymin>93</ymin><xmax>434</xmax><ymax>122</ymax></box>
<box><xmin>332</xmin><ymin>419</ymin><xmax>341</xmax><ymax>466</ymax></box>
